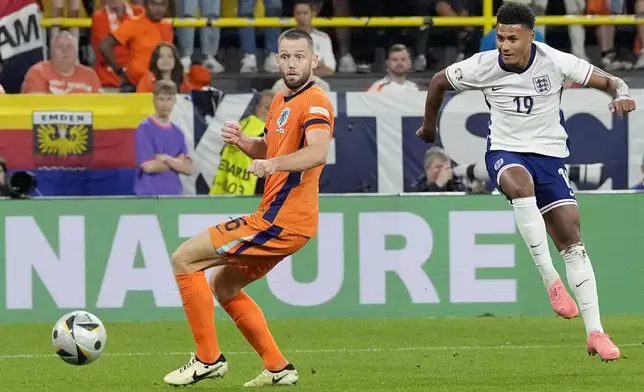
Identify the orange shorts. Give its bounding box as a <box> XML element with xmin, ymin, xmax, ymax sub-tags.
<box><xmin>208</xmin><ymin>213</ymin><xmax>309</xmax><ymax>280</ymax></box>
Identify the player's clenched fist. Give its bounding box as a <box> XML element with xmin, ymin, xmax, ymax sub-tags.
<box><xmin>248</xmin><ymin>159</ymin><xmax>278</xmax><ymax>178</ymax></box>
<box><xmin>609</xmin><ymin>97</ymin><xmax>636</xmax><ymax>119</ymax></box>
<box><xmin>222</xmin><ymin>121</ymin><xmax>243</xmax><ymax>145</ymax></box>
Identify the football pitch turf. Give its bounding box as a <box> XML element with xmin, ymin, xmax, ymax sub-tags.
<box><xmin>1</xmin><ymin>316</ymin><xmax>643</xmax><ymax>391</ymax></box>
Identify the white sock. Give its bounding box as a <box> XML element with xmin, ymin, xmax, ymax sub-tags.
<box><xmin>512</xmin><ymin>197</ymin><xmax>560</xmax><ymax>288</ymax></box>
<box><xmin>561</xmin><ymin>242</ymin><xmax>603</xmax><ymax>336</ymax></box>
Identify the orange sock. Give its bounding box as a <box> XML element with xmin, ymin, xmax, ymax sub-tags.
<box><xmin>176</xmin><ymin>272</ymin><xmax>221</xmax><ymax>364</ymax></box>
<box><xmin>222</xmin><ymin>290</ymin><xmax>287</xmax><ymax>371</ymax></box>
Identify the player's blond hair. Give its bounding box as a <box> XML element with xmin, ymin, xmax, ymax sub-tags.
<box><xmin>153</xmin><ymin>80</ymin><xmax>178</xmax><ymax>96</ymax></box>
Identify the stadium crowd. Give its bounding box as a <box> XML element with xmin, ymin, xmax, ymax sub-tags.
<box><xmin>1</xmin><ymin>0</ymin><xmax>644</xmax><ymax>198</ymax></box>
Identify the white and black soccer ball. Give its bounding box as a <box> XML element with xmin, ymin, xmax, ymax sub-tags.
<box><xmin>52</xmin><ymin>310</ymin><xmax>107</xmax><ymax>366</ymax></box>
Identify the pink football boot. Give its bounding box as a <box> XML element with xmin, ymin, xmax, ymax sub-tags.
<box><xmin>547</xmin><ymin>279</ymin><xmax>579</xmax><ymax>319</ymax></box>
<box><xmin>587</xmin><ymin>331</ymin><xmax>621</xmax><ymax>362</ymax></box>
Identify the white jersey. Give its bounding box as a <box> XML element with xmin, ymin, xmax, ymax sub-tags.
<box><xmin>368</xmin><ymin>76</ymin><xmax>419</xmax><ymax>93</ymax></box>
<box><xmin>445</xmin><ymin>41</ymin><xmax>594</xmax><ymax>158</ymax></box>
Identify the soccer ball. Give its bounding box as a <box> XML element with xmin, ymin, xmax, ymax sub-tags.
<box><xmin>52</xmin><ymin>310</ymin><xmax>107</xmax><ymax>365</ymax></box>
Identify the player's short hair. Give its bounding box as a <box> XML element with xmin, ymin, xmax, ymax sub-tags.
<box><xmin>279</xmin><ymin>28</ymin><xmax>314</xmax><ymax>50</ymax></box>
<box><xmin>153</xmin><ymin>80</ymin><xmax>178</xmax><ymax>96</ymax></box>
<box><xmin>424</xmin><ymin>147</ymin><xmax>450</xmax><ymax>168</ymax></box>
<box><xmin>496</xmin><ymin>2</ymin><xmax>535</xmax><ymax>30</ymax></box>
<box><xmin>387</xmin><ymin>44</ymin><xmax>410</xmax><ymax>59</ymax></box>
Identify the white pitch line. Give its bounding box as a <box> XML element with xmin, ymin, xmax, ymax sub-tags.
<box><xmin>0</xmin><ymin>343</ymin><xmax>641</xmax><ymax>360</ymax></box>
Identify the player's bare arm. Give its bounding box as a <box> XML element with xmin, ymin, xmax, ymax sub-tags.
<box><xmin>221</xmin><ymin>121</ymin><xmax>268</xmax><ymax>159</ymax></box>
<box><xmin>159</xmin><ymin>154</ymin><xmax>194</xmax><ymax>175</ymax></box>
<box><xmin>585</xmin><ymin>68</ymin><xmax>636</xmax><ymax>118</ymax></box>
<box><xmin>417</xmin><ymin>70</ymin><xmax>454</xmax><ymax>143</ymax></box>
<box><xmin>248</xmin><ymin>129</ymin><xmax>330</xmax><ymax>178</ymax></box>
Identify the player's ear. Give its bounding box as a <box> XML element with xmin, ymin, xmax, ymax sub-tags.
<box><xmin>530</xmin><ymin>30</ymin><xmax>535</xmax><ymax>42</ymax></box>
<box><xmin>312</xmin><ymin>53</ymin><xmax>319</xmax><ymax>69</ymax></box>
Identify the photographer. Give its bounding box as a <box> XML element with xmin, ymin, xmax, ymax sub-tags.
<box><xmin>411</xmin><ymin>147</ymin><xmax>466</xmax><ymax>192</ymax></box>
<box><xmin>0</xmin><ymin>157</ymin><xmax>37</xmax><ymax>199</ymax></box>
<box><xmin>0</xmin><ymin>157</ymin><xmax>10</xmax><ymax>197</ymax></box>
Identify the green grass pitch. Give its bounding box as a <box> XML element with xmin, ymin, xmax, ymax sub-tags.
<box><xmin>1</xmin><ymin>316</ymin><xmax>643</xmax><ymax>391</ymax></box>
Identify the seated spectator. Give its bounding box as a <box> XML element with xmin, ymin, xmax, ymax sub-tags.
<box><xmin>22</xmin><ymin>31</ymin><xmax>101</xmax><ymax>94</ymax></box>
<box><xmin>410</xmin><ymin>147</ymin><xmax>465</xmax><ymax>192</ymax></box>
<box><xmin>239</xmin><ymin>0</ymin><xmax>282</xmax><ymax>73</ymax></box>
<box><xmin>137</xmin><ymin>43</ymin><xmax>192</xmax><ymax>93</ymax></box>
<box><xmin>134</xmin><ymin>80</ymin><xmax>193</xmax><ymax>196</ymax></box>
<box><xmin>367</xmin><ymin>44</ymin><xmax>418</xmax><ymax>93</ymax></box>
<box><xmin>294</xmin><ymin>0</ymin><xmax>336</xmax><ymax>77</ymax></box>
<box><xmin>51</xmin><ymin>0</ymin><xmax>81</xmax><ymax>43</ymax></box>
<box><xmin>91</xmin><ymin>0</ymin><xmax>145</xmax><ymax>88</ymax></box>
<box><xmin>100</xmin><ymin>0</ymin><xmax>173</xmax><ymax>88</ymax></box>
<box><xmin>479</xmin><ymin>25</ymin><xmax>545</xmax><ymax>52</ymax></box>
<box><xmin>0</xmin><ymin>84</ymin><xmax>4</xmax><ymax>94</ymax></box>
<box><xmin>177</xmin><ymin>0</ymin><xmax>225</xmax><ymax>74</ymax></box>
<box><xmin>587</xmin><ymin>0</ymin><xmax>630</xmax><ymax>70</ymax></box>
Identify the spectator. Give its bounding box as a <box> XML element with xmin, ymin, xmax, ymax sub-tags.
<box><xmin>294</xmin><ymin>0</ymin><xmax>336</xmax><ymax>77</ymax></box>
<box><xmin>479</xmin><ymin>24</ymin><xmax>545</xmax><ymax>52</ymax></box>
<box><xmin>210</xmin><ymin>90</ymin><xmax>275</xmax><ymax>196</ymax></box>
<box><xmin>313</xmin><ymin>0</ymin><xmax>356</xmax><ymax>72</ymax></box>
<box><xmin>176</xmin><ymin>0</ymin><xmax>225</xmax><ymax>74</ymax></box>
<box><xmin>632</xmin><ymin>155</ymin><xmax>644</xmax><ymax>190</ymax></box>
<box><xmin>22</xmin><ymin>31</ymin><xmax>101</xmax><ymax>94</ymax></box>
<box><xmin>51</xmin><ymin>0</ymin><xmax>81</xmax><ymax>42</ymax></box>
<box><xmin>238</xmin><ymin>0</ymin><xmax>282</xmax><ymax>73</ymax></box>
<box><xmin>634</xmin><ymin>0</ymin><xmax>644</xmax><ymax>68</ymax></box>
<box><xmin>531</xmin><ymin>0</ymin><xmax>588</xmax><ymax>61</ymax></box>
<box><xmin>134</xmin><ymin>80</ymin><xmax>193</xmax><ymax>196</ymax></box>
<box><xmin>367</xmin><ymin>44</ymin><xmax>418</xmax><ymax>92</ymax></box>
<box><xmin>0</xmin><ymin>84</ymin><xmax>4</xmax><ymax>94</ymax></box>
<box><xmin>91</xmin><ymin>0</ymin><xmax>145</xmax><ymax>88</ymax></box>
<box><xmin>587</xmin><ymin>0</ymin><xmax>630</xmax><ymax>70</ymax></box>
<box><xmin>410</xmin><ymin>147</ymin><xmax>465</xmax><ymax>192</ymax></box>
<box><xmin>137</xmin><ymin>43</ymin><xmax>192</xmax><ymax>93</ymax></box>
<box><xmin>100</xmin><ymin>0</ymin><xmax>173</xmax><ymax>89</ymax></box>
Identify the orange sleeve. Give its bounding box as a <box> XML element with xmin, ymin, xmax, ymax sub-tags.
<box><xmin>111</xmin><ymin>17</ymin><xmax>138</xmax><ymax>45</ymax></box>
<box><xmin>160</xmin><ymin>22</ymin><xmax>174</xmax><ymax>43</ymax></box>
<box><xmin>136</xmin><ymin>72</ymin><xmax>154</xmax><ymax>93</ymax></box>
<box><xmin>301</xmin><ymin>94</ymin><xmax>334</xmax><ymax>135</ymax></box>
<box><xmin>91</xmin><ymin>10</ymin><xmax>109</xmax><ymax>61</ymax></box>
<box><xmin>21</xmin><ymin>63</ymin><xmax>49</xmax><ymax>93</ymax></box>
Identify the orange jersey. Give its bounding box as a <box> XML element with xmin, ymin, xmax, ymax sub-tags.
<box><xmin>257</xmin><ymin>81</ymin><xmax>334</xmax><ymax>237</ymax></box>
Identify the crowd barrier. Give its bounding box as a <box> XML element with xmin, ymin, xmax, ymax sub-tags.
<box><xmin>1</xmin><ymin>89</ymin><xmax>643</xmax><ymax>196</ymax></box>
<box><xmin>0</xmin><ymin>193</ymin><xmax>642</xmax><ymax>323</ymax></box>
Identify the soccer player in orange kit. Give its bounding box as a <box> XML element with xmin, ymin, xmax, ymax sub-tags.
<box><xmin>163</xmin><ymin>28</ymin><xmax>334</xmax><ymax>388</ymax></box>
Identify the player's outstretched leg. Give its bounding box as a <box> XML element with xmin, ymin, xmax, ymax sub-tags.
<box><xmin>163</xmin><ymin>230</ymin><xmax>229</xmax><ymax>386</ymax></box>
<box><xmin>209</xmin><ymin>265</ymin><xmax>298</xmax><ymax>387</ymax></box>
<box><xmin>544</xmin><ymin>206</ymin><xmax>620</xmax><ymax>361</ymax></box>
<box><xmin>498</xmin><ymin>165</ymin><xmax>578</xmax><ymax>319</ymax></box>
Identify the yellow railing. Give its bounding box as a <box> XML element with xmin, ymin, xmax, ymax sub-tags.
<box><xmin>39</xmin><ymin>0</ymin><xmax>644</xmax><ymax>35</ymax></box>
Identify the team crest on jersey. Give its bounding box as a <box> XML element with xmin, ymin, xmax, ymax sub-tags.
<box><xmin>532</xmin><ymin>75</ymin><xmax>551</xmax><ymax>94</ymax></box>
<box><xmin>276</xmin><ymin>107</ymin><xmax>290</xmax><ymax>133</ymax></box>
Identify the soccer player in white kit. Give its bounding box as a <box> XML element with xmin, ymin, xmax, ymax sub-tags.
<box><xmin>417</xmin><ymin>2</ymin><xmax>635</xmax><ymax>362</ymax></box>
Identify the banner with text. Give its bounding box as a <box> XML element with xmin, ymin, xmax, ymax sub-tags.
<box><xmin>1</xmin><ymin>89</ymin><xmax>643</xmax><ymax>196</ymax></box>
<box><xmin>1</xmin><ymin>194</ymin><xmax>643</xmax><ymax>324</ymax></box>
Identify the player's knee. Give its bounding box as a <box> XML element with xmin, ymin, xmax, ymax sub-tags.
<box><xmin>210</xmin><ymin>276</ymin><xmax>243</xmax><ymax>304</ymax></box>
<box><xmin>503</xmin><ymin>183</ymin><xmax>535</xmax><ymax>200</ymax></box>
<box><xmin>554</xmin><ymin>225</ymin><xmax>581</xmax><ymax>250</ymax></box>
<box><xmin>171</xmin><ymin>246</ymin><xmax>193</xmax><ymax>275</ymax></box>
